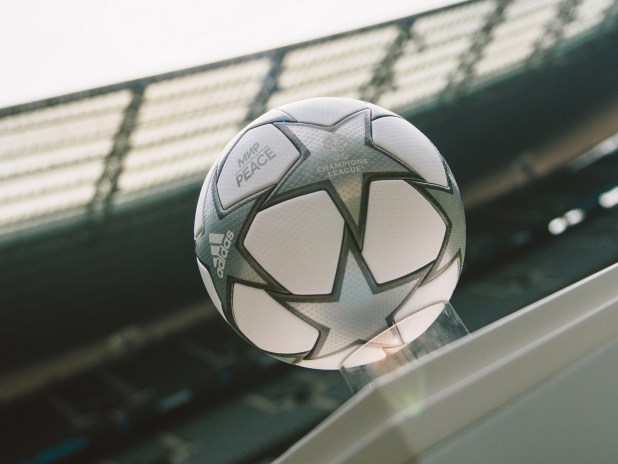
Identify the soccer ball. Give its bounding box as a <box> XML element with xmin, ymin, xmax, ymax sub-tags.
<box><xmin>194</xmin><ymin>97</ymin><xmax>465</xmax><ymax>370</ymax></box>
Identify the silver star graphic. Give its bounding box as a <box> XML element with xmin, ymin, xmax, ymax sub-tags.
<box><xmin>278</xmin><ymin>250</ymin><xmax>425</xmax><ymax>360</ymax></box>
<box><xmin>271</xmin><ymin>110</ymin><xmax>413</xmax><ymax>234</ymax></box>
<box><xmin>195</xmin><ymin>178</ymin><xmax>266</xmax><ymax>320</ymax></box>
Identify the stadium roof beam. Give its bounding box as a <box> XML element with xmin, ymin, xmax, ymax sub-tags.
<box><xmin>360</xmin><ymin>17</ymin><xmax>415</xmax><ymax>103</ymax></box>
<box><xmin>244</xmin><ymin>53</ymin><xmax>285</xmax><ymax>123</ymax></box>
<box><xmin>443</xmin><ymin>0</ymin><xmax>511</xmax><ymax>95</ymax></box>
<box><xmin>88</xmin><ymin>88</ymin><xmax>144</xmax><ymax>222</ymax></box>
<box><xmin>529</xmin><ymin>0</ymin><xmax>581</xmax><ymax>62</ymax></box>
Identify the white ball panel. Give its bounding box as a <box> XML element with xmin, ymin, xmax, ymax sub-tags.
<box><xmin>394</xmin><ymin>258</ymin><xmax>460</xmax><ymax>323</ymax></box>
<box><xmin>342</xmin><ymin>345</ymin><xmax>387</xmax><ymax>367</ymax></box>
<box><xmin>197</xmin><ymin>259</ymin><xmax>226</xmax><ymax>320</ymax></box>
<box><xmin>340</xmin><ymin>322</ymin><xmax>411</xmax><ymax>368</ymax></box>
<box><xmin>366</xmin><ymin>102</ymin><xmax>399</xmax><ymax>119</ymax></box>
<box><xmin>244</xmin><ymin>190</ymin><xmax>344</xmax><ymax>295</ymax></box>
<box><xmin>217</xmin><ymin>124</ymin><xmax>300</xmax><ymax>209</ymax></box>
<box><xmin>396</xmin><ymin>302</ymin><xmax>445</xmax><ymax>343</ymax></box>
<box><xmin>193</xmin><ymin>167</ymin><xmax>214</xmax><ymax>240</ymax></box>
<box><xmin>233</xmin><ymin>284</ymin><xmax>319</xmax><ymax>354</ymax></box>
<box><xmin>276</xmin><ymin>97</ymin><xmax>368</xmax><ymax>126</ymax></box>
<box><xmin>362</xmin><ymin>180</ymin><xmax>446</xmax><ymax>284</ymax></box>
<box><xmin>245</xmin><ymin>109</ymin><xmax>294</xmax><ymax>128</ymax></box>
<box><xmin>372</xmin><ymin>117</ymin><xmax>448</xmax><ymax>187</ymax></box>
<box><xmin>295</xmin><ymin>346</ymin><xmax>357</xmax><ymax>370</ymax></box>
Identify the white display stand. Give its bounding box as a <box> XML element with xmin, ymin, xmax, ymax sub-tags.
<box><xmin>275</xmin><ymin>262</ymin><xmax>618</xmax><ymax>464</ymax></box>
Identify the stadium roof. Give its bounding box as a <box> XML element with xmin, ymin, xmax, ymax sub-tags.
<box><xmin>0</xmin><ymin>0</ymin><xmax>459</xmax><ymax>108</ymax></box>
<box><xmin>0</xmin><ymin>0</ymin><xmax>616</xmax><ymax>243</ymax></box>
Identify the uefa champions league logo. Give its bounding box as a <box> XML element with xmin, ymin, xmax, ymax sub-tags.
<box><xmin>325</xmin><ymin>133</ymin><xmax>349</xmax><ymax>160</ymax></box>
<box><xmin>316</xmin><ymin>132</ymin><xmax>370</xmax><ymax>178</ymax></box>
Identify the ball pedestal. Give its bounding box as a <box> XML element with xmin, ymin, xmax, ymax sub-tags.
<box><xmin>340</xmin><ymin>302</ymin><xmax>468</xmax><ymax>393</ymax></box>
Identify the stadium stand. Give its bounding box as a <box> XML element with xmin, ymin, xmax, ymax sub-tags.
<box><xmin>1</xmin><ymin>0</ymin><xmax>617</xmax><ymax>462</ymax></box>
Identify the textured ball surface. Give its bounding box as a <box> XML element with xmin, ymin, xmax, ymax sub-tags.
<box><xmin>194</xmin><ymin>97</ymin><xmax>465</xmax><ymax>370</ymax></box>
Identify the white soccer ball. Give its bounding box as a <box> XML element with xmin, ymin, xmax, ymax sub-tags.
<box><xmin>194</xmin><ymin>97</ymin><xmax>465</xmax><ymax>370</ymax></box>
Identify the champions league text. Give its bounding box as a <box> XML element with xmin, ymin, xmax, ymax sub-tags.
<box><xmin>318</xmin><ymin>158</ymin><xmax>369</xmax><ymax>178</ymax></box>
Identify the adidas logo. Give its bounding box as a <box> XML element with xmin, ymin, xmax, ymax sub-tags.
<box><xmin>210</xmin><ymin>231</ymin><xmax>234</xmax><ymax>278</ymax></box>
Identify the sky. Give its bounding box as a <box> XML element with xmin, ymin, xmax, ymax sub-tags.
<box><xmin>0</xmin><ymin>0</ymin><xmax>459</xmax><ymax>108</ymax></box>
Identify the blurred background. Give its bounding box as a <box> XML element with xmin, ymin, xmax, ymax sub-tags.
<box><xmin>1</xmin><ymin>0</ymin><xmax>617</xmax><ymax>462</ymax></box>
